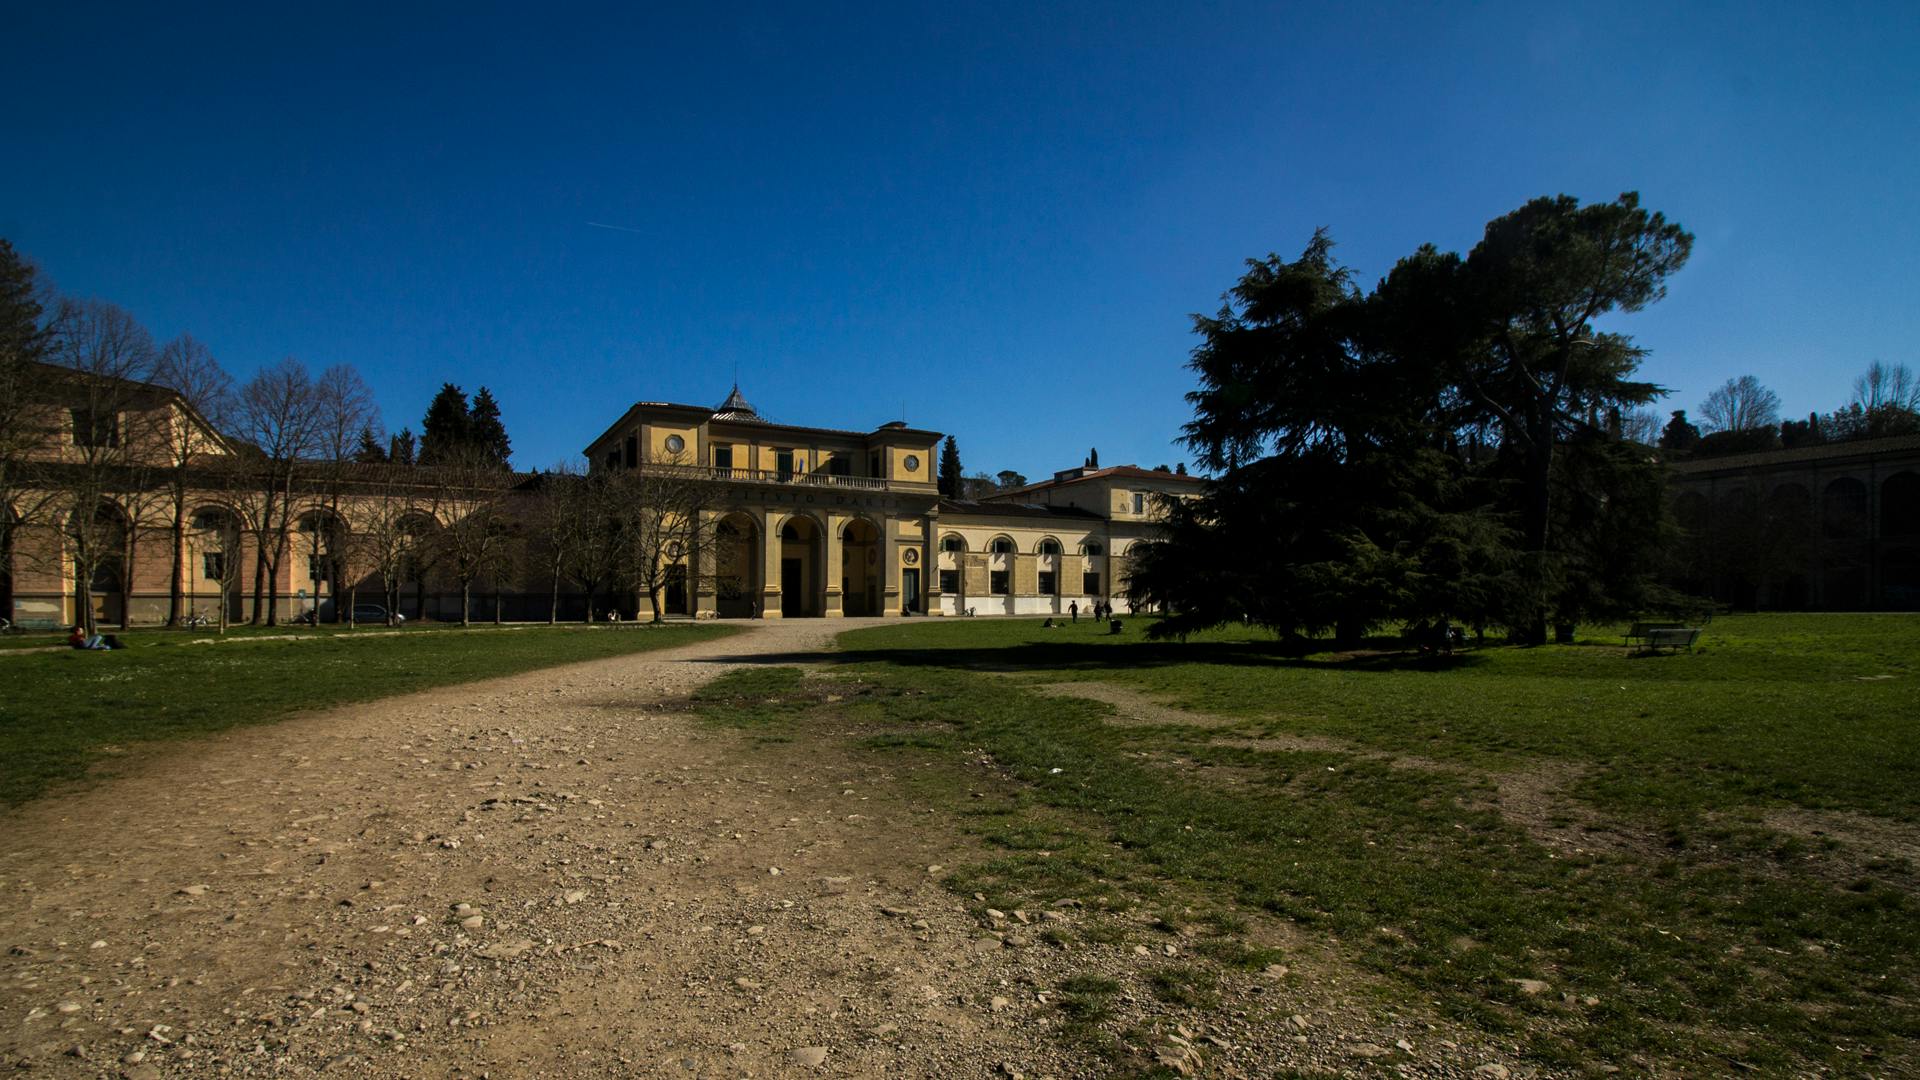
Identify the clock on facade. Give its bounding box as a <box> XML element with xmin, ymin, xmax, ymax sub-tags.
<box><xmin>664</xmin><ymin>434</ymin><xmax>685</xmax><ymax>454</ymax></box>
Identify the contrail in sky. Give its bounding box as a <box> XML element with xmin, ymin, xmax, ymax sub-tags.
<box><xmin>586</xmin><ymin>221</ymin><xmax>648</xmax><ymax>234</ymax></box>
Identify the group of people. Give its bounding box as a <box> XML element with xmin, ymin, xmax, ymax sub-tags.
<box><xmin>1039</xmin><ymin>599</ymin><xmax>1118</xmax><ymax>629</ymax></box>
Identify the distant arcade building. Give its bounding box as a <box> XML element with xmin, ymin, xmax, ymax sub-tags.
<box><xmin>1668</xmin><ymin>434</ymin><xmax>1920</xmax><ymax>610</ymax></box>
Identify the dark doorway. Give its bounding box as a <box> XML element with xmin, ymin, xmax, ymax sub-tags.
<box><xmin>902</xmin><ymin>568</ymin><xmax>920</xmax><ymax>614</ymax></box>
<box><xmin>782</xmin><ymin>558</ymin><xmax>803</xmax><ymax>617</ymax></box>
<box><xmin>664</xmin><ymin>564</ymin><xmax>689</xmax><ymax>616</ymax></box>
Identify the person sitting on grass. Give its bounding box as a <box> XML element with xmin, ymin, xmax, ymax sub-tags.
<box><xmin>67</xmin><ymin>625</ymin><xmax>115</xmax><ymax>650</ymax></box>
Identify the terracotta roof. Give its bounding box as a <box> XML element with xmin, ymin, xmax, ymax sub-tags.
<box><xmin>937</xmin><ymin>499</ymin><xmax>1104</xmax><ymax>521</ymax></box>
<box><xmin>1669</xmin><ymin>433</ymin><xmax>1920</xmax><ymax>475</ymax></box>
<box><xmin>987</xmin><ymin>464</ymin><xmax>1204</xmax><ymax>501</ymax></box>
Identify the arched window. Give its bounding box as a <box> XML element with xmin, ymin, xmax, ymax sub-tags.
<box><xmin>1081</xmin><ymin>541</ymin><xmax>1104</xmax><ymax>556</ymax></box>
<box><xmin>990</xmin><ymin>537</ymin><xmax>1014</xmax><ymax>554</ymax></box>
<box><xmin>1037</xmin><ymin>538</ymin><xmax>1062</xmax><ymax>556</ymax></box>
<box><xmin>941</xmin><ymin>535</ymin><xmax>965</xmax><ymax>553</ymax></box>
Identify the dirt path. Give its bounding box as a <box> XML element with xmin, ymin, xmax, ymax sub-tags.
<box><xmin>3</xmin><ymin>624</ymin><xmax>1530</xmax><ymax>1079</ymax></box>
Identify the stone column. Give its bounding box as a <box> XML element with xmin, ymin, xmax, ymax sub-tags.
<box><xmin>881</xmin><ymin>516</ymin><xmax>902</xmax><ymax>615</ymax></box>
<box><xmin>694</xmin><ymin>508</ymin><xmax>720</xmax><ymax>618</ymax></box>
<box><xmin>825</xmin><ymin>512</ymin><xmax>846</xmax><ymax>617</ymax></box>
<box><xmin>761</xmin><ymin>507</ymin><xmax>784</xmax><ymax>618</ymax></box>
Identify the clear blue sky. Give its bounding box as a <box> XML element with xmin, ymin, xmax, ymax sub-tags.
<box><xmin>7</xmin><ymin>2</ymin><xmax>1915</xmax><ymax>476</ymax></box>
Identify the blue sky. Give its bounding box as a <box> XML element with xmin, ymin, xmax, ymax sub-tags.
<box><xmin>6</xmin><ymin>2</ymin><xmax>1915</xmax><ymax>476</ymax></box>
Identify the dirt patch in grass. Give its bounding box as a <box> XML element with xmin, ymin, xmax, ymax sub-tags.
<box><xmin>1029</xmin><ymin>681</ymin><xmax>1251</xmax><ymax>730</ymax></box>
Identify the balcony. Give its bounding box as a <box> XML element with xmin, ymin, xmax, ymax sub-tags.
<box><xmin>633</xmin><ymin>461</ymin><xmax>936</xmax><ymax>495</ymax></box>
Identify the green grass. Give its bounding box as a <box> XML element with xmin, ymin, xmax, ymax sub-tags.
<box><xmin>0</xmin><ymin>622</ymin><xmax>735</xmax><ymax>806</ymax></box>
<box><xmin>689</xmin><ymin>613</ymin><xmax>1920</xmax><ymax>1074</ymax></box>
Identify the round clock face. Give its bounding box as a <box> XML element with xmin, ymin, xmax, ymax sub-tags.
<box><xmin>902</xmin><ymin>548</ymin><xmax>920</xmax><ymax>565</ymax></box>
<box><xmin>903</xmin><ymin>454</ymin><xmax>920</xmax><ymax>472</ymax></box>
<box><xmin>664</xmin><ymin>434</ymin><xmax>685</xmax><ymax>454</ymax></box>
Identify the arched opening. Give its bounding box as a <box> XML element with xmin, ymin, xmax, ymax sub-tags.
<box><xmin>398</xmin><ymin>513</ymin><xmax>441</xmax><ymax>621</ymax></box>
<box><xmin>1035</xmin><ymin>537</ymin><xmax>1062</xmax><ymax>605</ymax></box>
<box><xmin>188</xmin><ymin>506</ymin><xmax>244</xmax><ymax>624</ymax></box>
<box><xmin>1761</xmin><ymin>485</ymin><xmax>1813</xmax><ymax>609</ymax></box>
<box><xmin>714</xmin><ymin>512</ymin><xmax>762</xmax><ymax>618</ymax></box>
<box><xmin>841</xmin><ymin>518</ymin><xmax>882</xmax><ymax>616</ymax></box>
<box><xmin>68</xmin><ymin>502</ymin><xmax>129</xmax><ymax>629</ymax></box>
<box><xmin>1079</xmin><ymin>540</ymin><xmax>1105</xmax><ymax>601</ymax></box>
<box><xmin>778</xmin><ymin>515</ymin><xmax>823</xmax><ymax>618</ymax></box>
<box><xmin>1882</xmin><ymin>472</ymin><xmax>1920</xmax><ymax>608</ymax></box>
<box><xmin>296</xmin><ymin>509</ymin><xmax>351</xmax><ymax>622</ymax></box>
<box><xmin>1711</xmin><ymin>487</ymin><xmax>1762</xmax><ymax>609</ymax></box>
<box><xmin>1883</xmin><ymin>472</ymin><xmax>1920</xmax><ymax>537</ymax></box>
<box><xmin>1821</xmin><ymin>478</ymin><xmax>1871</xmax><ymax>609</ymax></box>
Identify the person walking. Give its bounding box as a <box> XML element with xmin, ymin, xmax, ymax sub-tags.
<box><xmin>1069</xmin><ymin>600</ymin><xmax>1079</xmax><ymax>623</ymax></box>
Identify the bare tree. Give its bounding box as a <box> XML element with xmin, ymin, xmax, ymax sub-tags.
<box><xmin>184</xmin><ymin>498</ymin><xmax>244</xmax><ymax>633</ymax></box>
<box><xmin>427</xmin><ymin>453</ymin><xmax>514</xmax><ymax>627</ymax></box>
<box><xmin>1849</xmin><ymin>361</ymin><xmax>1920</xmax><ymax>414</ymax></box>
<box><xmin>1698</xmin><ymin>375</ymin><xmax>1782</xmax><ymax>433</ymax></box>
<box><xmin>526</xmin><ymin>465</ymin><xmax>582</xmax><ymax>624</ymax></box>
<box><xmin>311</xmin><ymin>365</ymin><xmax>379</xmax><ymax>624</ymax></box>
<box><xmin>1619</xmin><ymin>407</ymin><xmax>1663</xmax><ymax>445</ymax></box>
<box><xmin>612</xmin><ymin>458</ymin><xmax>732</xmax><ymax>624</ymax></box>
<box><xmin>352</xmin><ymin>480</ymin><xmax>427</xmax><ymax>626</ymax></box>
<box><xmin>45</xmin><ymin>299</ymin><xmax>158</xmax><ymax>631</ymax></box>
<box><xmin>152</xmin><ymin>334</ymin><xmax>235</xmax><ymax>625</ymax></box>
<box><xmin>559</xmin><ymin>470</ymin><xmax>622</xmax><ymax>622</ymax></box>
<box><xmin>234</xmin><ymin>358</ymin><xmax>322</xmax><ymax>625</ymax></box>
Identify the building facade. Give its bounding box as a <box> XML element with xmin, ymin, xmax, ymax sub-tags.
<box><xmin>3</xmin><ymin>374</ymin><xmax>1198</xmax><ymax>627</ymax></box>
<box><xmin>1667</xmin><ymin>434</ymin><xmax>1920</xmax><ymax>610</ymax></box>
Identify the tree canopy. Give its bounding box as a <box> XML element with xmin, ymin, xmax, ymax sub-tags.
<box><xmin>1134</xmin><ymin>193</ymin><xmax>1691</xmax><ymax>643</ymax></box>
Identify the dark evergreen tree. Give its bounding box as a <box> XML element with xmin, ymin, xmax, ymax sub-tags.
<box><xmin>418</xmin><ymin>383</ymin><xmax>472</xmax><ymax>466</ymax></box>
<box><xmin>353</xmin><ymin>424</ymin><xmax>387</xmax><ymax>463</ymax></box>
<box><xmin>1137</xmin><ymin>195</ymin><xmax>1687</xmax><ymax>644</ymax></box>
<box><xmin>937</xmin><ymin>436</ymin><xmax>963</xmax><ymax>498</ymax></box>
<box><xmin>1659</xmin><ymin>410</ymin><xmax>1701</xmax><ymax>452</ymax></box>
<box><xmin>0</xmin><ymin>239</ymin><xmax>49</xmax><ymax>360</ymax></box>
<box><xmin>389</xmin><ymin>427</ymin><xmax>418</xmax><ymax>466</ymax></box>
<box><xmin>468</xmin><ymin>386</ymin><xmax>512</xmax><ymax>470</ymax></box>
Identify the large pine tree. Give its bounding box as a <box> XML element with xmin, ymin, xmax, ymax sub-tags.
<box><xmin>418</xmin><ymin>383</ymin><xmax>473</xmax><ymax>466</ymax></box>
<box><xmin>469</xmin><ymin>386</ymin><xmax>512</xmax><ymax>470</ymax></box>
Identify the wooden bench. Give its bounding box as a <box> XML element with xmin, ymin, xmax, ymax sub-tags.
<box><xmin>1625</xmin><ymin>621</ymin><xmax>1683</xmax><ymax>647</ymax></box>
<box><xmin>1639</xmin><ymin>627</ymin><xmax>1701</xmax><ymax>654</ymax></box>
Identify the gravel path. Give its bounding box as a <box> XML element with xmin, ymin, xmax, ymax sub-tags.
<box><xmin>2</xmin><ymin>621</ymin><xmax>1533</xmax><ymax>1079</ymax></box>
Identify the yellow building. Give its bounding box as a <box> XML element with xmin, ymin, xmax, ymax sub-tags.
<box><xmin>584</xmin><ymin>388</ymin><xmax>1204</xmax><ymax>619</ymax></box>
<box><xmin>3</xmin><ymin>371</ymin><xmax>1199</xmax><ymax>626</ymax></box>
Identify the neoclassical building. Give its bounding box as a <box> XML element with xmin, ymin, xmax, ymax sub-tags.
<box><xmin>4</xmin><ymin>373</ymin><xmax>1199</xmax><ymax>627</ymax></box>
<box><xmin>582</xmin><ymin>388</ymin><xmax>1203</xmax><ymax>619</ymax></box>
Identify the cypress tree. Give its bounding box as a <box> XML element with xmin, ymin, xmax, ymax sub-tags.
<box><xmin>469</xmin><ymin>386</ymin><xmax>512</xmax><ymax>470</ymax></box>
<box><xmin>938</xmin><ymin>436</ymin><xmax>963</xmax><ymax>499</ymax></box>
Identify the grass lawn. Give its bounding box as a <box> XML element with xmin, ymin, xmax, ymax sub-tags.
<box><xmin>694</xmin><ymin>613</ymin><xmax>1919</xmax><ymax>1075</ymax></box>
<box><xmin>0</xmin><ymin>622</ymin><xmax>735</xmax><ymax>807</ymax></box>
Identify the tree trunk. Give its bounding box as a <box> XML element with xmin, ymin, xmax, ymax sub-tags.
<box><xmin>461</xmin><ymin>581</ymin><xmax>471</xmax><ymax>627</ymax></box>
<box><xmin>250</xmin><ymin>542</ymin><xmax>266</xmax><ymax>624</ymax></box>
<box><xmin>119</xmin><ymin>526</ymin><xmax>135</xmax><ymax>630</ymax></box>
<box><xmin>648</xmin><ymin>585</ymin><xmax>663</xmax><ymax>624</ymax></box>
<box><xmin>549</xmin><ymin>567</ymin><xmax>560</xmax><ymax>625</ymax></box>
<box><xmin>493</xmin><ymin>588</ymin><xmax>502</xmax><ymax>624</ymax></box>
<box><xmin>1517</xmin><ymin>420</ymin><xmax>1556</xmax><ymax>647</ymax></box>
<box><xmin>167</xmin><ymin>493</ymin><xmax>186</xmax><ymax>626</ymax></box>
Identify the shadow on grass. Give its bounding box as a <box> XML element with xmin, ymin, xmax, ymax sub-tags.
<box><xmin>686</xmin><ymin>639</ymin><xmax>1493</xmax><ymax>675</ymax></box>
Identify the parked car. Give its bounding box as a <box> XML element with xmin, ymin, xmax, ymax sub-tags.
<box><xmin>293</xmin><ymin>604</ymin><xmax>405</xmax><ymax>625</ymax></box>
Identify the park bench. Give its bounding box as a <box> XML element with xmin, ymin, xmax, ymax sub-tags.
<box><xmin>1624</xmin><ymin>621</ymin><xmax>1684</xmax><ymax>648</ymax></box>
<box><xmin>1638</xmin><ymin>627</ymin><xmax>1701</xmax><ymax>654</ymax></box>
